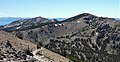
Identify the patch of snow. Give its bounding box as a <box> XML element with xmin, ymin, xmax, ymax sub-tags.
<box><xmin>58</xmin><ymin>24</ymin><xmax>62</xmax><ymax>26</ymax></box>
<box><xmin>55</xmin><ymin>24</ymin><xmax>58</xmax><ymax>26</ymax></box>
<box><xmin>96</xmin><ymin>32</ymin><xmax>99</xmax><ymax>35</ymax></box>
<box><xmin>77</xmin><ymin>21</ymin><xmax>80</xmax><ymax>23</ymax></box>
<box><xmin>89</xmin><ymin>20</ymin><xmax>92</xmax><ymax>22</ymax></box>
<box><xmin>4</xmin><ymin>26</ymin><xmax>7</xmax><ymax>28</ymax></box>
<box><xmin>16</xmin><ymin>26</ymin><xmax>21</xmax><ymax>29</ymax></box>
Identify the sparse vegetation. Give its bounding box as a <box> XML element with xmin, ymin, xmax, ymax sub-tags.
<box><xmin>66</xmin><ymin>54</ymin><xmax>85</xmax><ymax>62</ymax></box>
<box><xmin>0</xmin><ymin>13</ymin><xmax>120</xmax><ymax>62</ymax></box>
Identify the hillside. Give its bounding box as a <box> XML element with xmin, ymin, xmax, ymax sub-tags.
<box><xmin>1</xmin><ymin>13</ymin><xmax>120</xmax><ymax>62</ymax></box>
<box><xmin>0</xmin><ymin>30</ymin><xmax>37</xmax><ymax>61</ymax></box>
<box><xmin>0</xmin><ymin>16</ymin><xmax>56</xmax><ymax>31</ymax></box>
<box><xmin>0</xmin><ymin>30</ymin><xmax>70</xmax><ymax>62</ymax></box>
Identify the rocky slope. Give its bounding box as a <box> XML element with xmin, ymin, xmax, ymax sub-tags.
<box><xmin>0</xmin><ymin>30</ymin><xmax>38</xmax><ymax>62</ymax></box>
<box><xmin>0</xmin><ymin>30</ymin><xmax>70</xmax><ymax>62</ymax></box>
<box><xmin>1</xmin><ymin>13</ymin><xmax>120</xmax><ymax>62</ymax></box>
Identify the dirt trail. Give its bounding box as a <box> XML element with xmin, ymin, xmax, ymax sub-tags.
<box><xmin>32</xmin><ymin>47</ymin><xmax>70</xmax><ymax>62</ymax></box>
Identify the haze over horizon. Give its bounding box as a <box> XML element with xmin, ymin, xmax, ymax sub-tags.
<box><xmin>0</xmin><ymin>0</ymin><xmax>119</xmax><ymax>18</ymax></box>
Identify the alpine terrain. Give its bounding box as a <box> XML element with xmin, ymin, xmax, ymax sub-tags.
<box><xmin>0</xmin><ymin>13</ymin><xmax>120</xmax><ymax>62</ymax></box>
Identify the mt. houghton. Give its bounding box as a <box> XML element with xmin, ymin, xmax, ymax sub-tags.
<box><xmin>0</xmin><ymin>13</ymin><xmax>120</xmax><ymax>62</ymax></box>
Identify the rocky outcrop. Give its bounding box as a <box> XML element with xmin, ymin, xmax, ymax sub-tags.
<box><xmin>0</xmin><ymin>30</ymin><xmax>38</xmax><ymax>61</ymax></box>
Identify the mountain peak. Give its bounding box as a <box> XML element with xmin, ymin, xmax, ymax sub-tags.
<box><xmin>64</xmin><ymin>13</ymin><xmax>96</xmax><ymax>22</ymax></box>
<box><xmin>79</xmin><ymin>13</ymin><xmax>93</xmax><ymax>16</ymax></box>
<box><xmin>77</xmin><ymin>13</ymin><xmax>97</xmax><ymax>18</ymax></box>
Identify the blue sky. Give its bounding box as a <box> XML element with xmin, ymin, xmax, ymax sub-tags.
<box><xmin>0</xmin><ymin>0</ymin><xmax>119</xmax><ymax>18</ymax></box>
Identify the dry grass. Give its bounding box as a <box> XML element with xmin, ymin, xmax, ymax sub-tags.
<box><xmin>37</xmin><ymin>47</ymin><xmax>70</xmax><ymax>62</ymax></box>
<box><xmin>0</xmin><ymin>30</ymin><xmax>37</xmax><ymax>50</ymax></box>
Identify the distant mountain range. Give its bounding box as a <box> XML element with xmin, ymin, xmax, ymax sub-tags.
<box><xmin>0</xmin><ymin>17</ymin><xmax>67</xmax><ymax>26</ymax></box>
<box><xmin>115</xmin><ymin>18</ymin><xmax>120</xmax><ymax>21</ymax></box>
<box><xmin>0</xmin><ymin>17</ymin><xmax>23</xmax><ymax>25</ymax></box>
<box><xmin>0</xmin><ymin>17</ymin><xmax>119</xmax><ymax>26</ymax></box>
